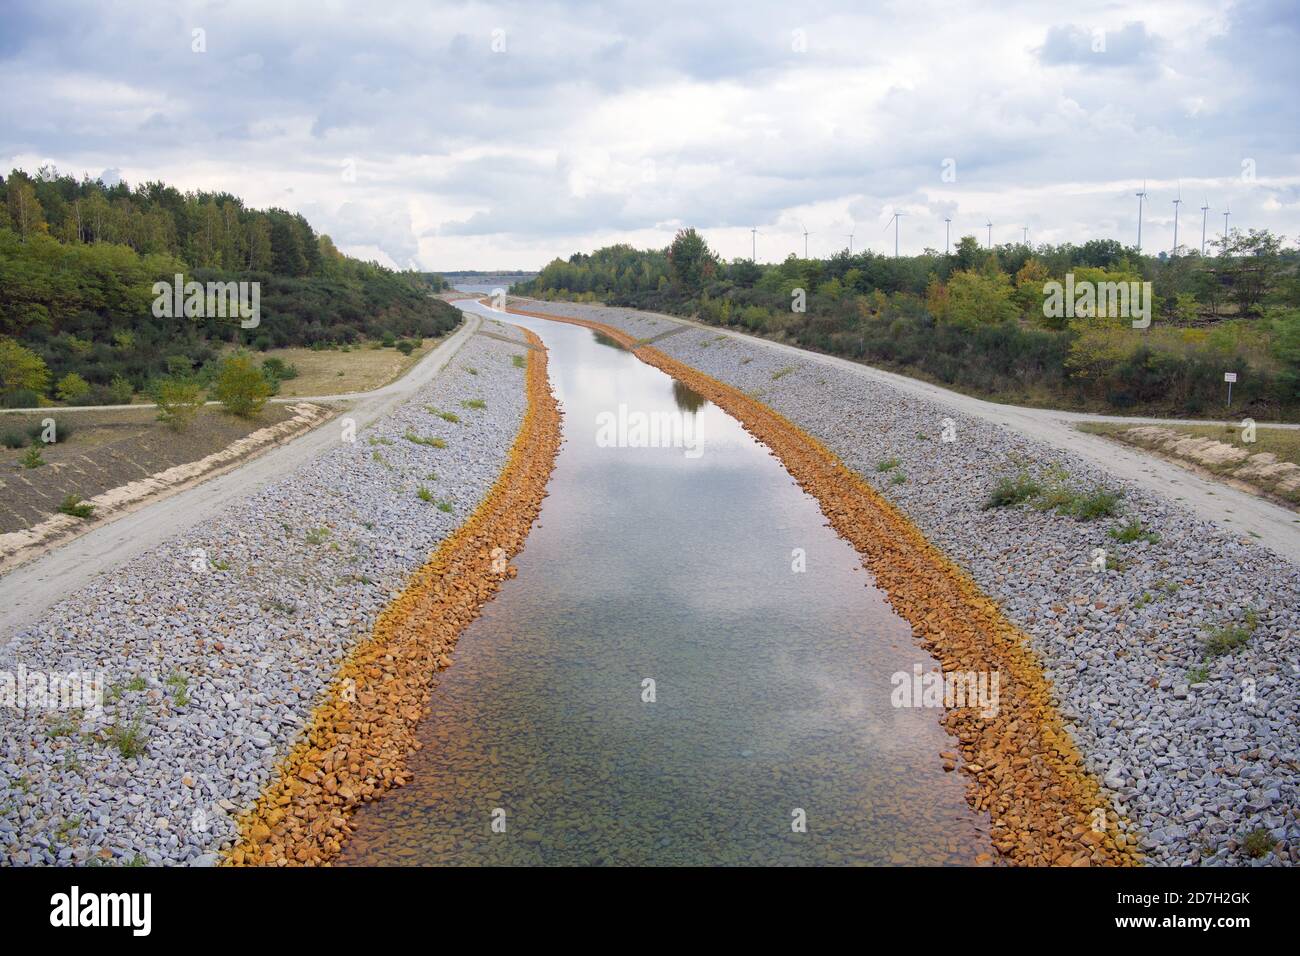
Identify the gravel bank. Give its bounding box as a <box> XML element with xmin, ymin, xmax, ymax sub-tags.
<box><xmin>0</xmin><ymin>323</ymin><xmax>530</xmax><ymax>866</ymax></box>
<box><xmin>508</xmin><ymin>298</ymin><xmax>1299</xmax><ymax>867</ymax></box>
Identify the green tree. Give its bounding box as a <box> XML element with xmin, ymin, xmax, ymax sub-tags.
<box><xmin>667</xmin><ymin>228</ymin><xmax>717</xmax><ymax>294</ymax></box>
<box><xmin>154</xmin><ymin>376</ymin><xmax>205</xmax><ymax>430</ymax></box>
<box><xmin>944</xmin><ymin>268</ymin><xmax>1018</xmax><ymax>326</ymax></box>
<box><xmin>0</xmin><ymin>336</ymin><xmax>50</xmax><ymax>397</ymax></box>
<box><xmin>212</xmin><ymin>352</ymin><xmax>271</xmax><ymax>418</ymax></box>
<box><xmin>55</xmin><ymin>372</ymin><xmax>91</xmax><ymax>402</ymax></box>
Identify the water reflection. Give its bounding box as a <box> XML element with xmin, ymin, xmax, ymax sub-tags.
<box><xmin>671</xmin><ymin>379</ymin><xmax>708</xmax><ymax>414</ymax></box>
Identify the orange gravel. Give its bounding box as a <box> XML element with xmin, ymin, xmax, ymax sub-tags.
<box><xmin>226</xmin><ymin>328</ymin><xmax>561</xmax><ymax>866</ymax></box>
<box><xmin>498</xmin><ymin>301</ymin><xmax>1141</xmax><ymax>867</ymax></box>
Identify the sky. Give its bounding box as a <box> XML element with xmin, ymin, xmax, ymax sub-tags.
<box><xmin>2</xmin><ymin>0</ymin><xmax>1298</xmax><ymax>270</ymax></box>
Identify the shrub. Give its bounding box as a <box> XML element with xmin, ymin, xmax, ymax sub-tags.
<box><xmin>0</xmin><ymin>337</ymin><xmax>50</xmax><ymax>400</ymax></box>
<box><xmin>1</xmin><ymin>388</ymin><xmax>41</xmax><ymax>409</ymax></box>
<box><xmin>154</xmin><ymin>377</ymin><xmax>205</xmax><ymax>431</ymax></box>
<box><xmin>417</xmin><ymin>486</ymin><xmax>433</xmax><ymax>502</ymax></box>
<box><xmin>1</xmin><ymin>429</ymin><xmax>27</xmax><ymax>449</ymax></box>
<box><xmin>212</xmin><ymin>353</ymin><xmax>271</xmax><ymax>418</ymax></box>
<box><xmin>55</xmin><ymin>372</ymin><xmax>91</xmax><ymax>404</ymax></box>
<box><xmin>396</xmin><ymin>340</ymin><xmax>415</xmax><ymax>355</ymax></box>
<box><xmin>260</xmin><ymin>357</ymin><xmax>299</xmax><ymax>381</ymax></box>
<box><xmin>58</xmin><ymin>495</ymin><xmax>95</xmax><ymax>519</ymax></box>
<box><xmin>107</xmin><ymin>375</ymin><xmax>135</xmax><ymax>404</ymax></box>
<box><xmin>20</xmin><ymin>446</ymin><xmax>43</xmax><ymax>468</ymax></box>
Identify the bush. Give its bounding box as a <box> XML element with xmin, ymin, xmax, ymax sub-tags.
<box><xmin>212</xmin><ymin>353</ymin><xmax>271</xmax><ymax>418</ymax></box>
<box><xmin>107</xmin><ymin>375</ymin><xmax>135</xmax><ymax>404</ymax></box>
<box><xmin>1</xmin><ymin>428</ymin><xmax>28</xmax><ymax>448</ymax></box>
<box><xmin>395</xmin><ymin>340</ymin><xmax>415</xmax><ymax>355</ymax></box>
<box><xmin>154</xmin><ymin>377</ymin><xmax>205</xmax><ymax>431</ymax></box>
<box><xmin>58</xmin><ymin>494</ymin><xmax>95</xmax><ymax>519</ymax></box>
<box><xmin>55</xmin><ymin>372</ymin><xmax>91</xmax><ymax>403</ymax></box>
<box><xmin>20</xmin><ymin>446</ymin><xmax>44</xmax><ymax>468</ymax></box>
<box><xmin>260</xmin><ymin>357</ymin><xmax>299</xmax><ymax>381</ymax></box>
<box><xmin>1</xmin><ymin>388</ymin><xmax>41</xmax><ymax>409</ymax></box>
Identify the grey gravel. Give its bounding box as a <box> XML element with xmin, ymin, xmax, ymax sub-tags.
<box><xmin>0</xmin><ymin>325</ymin><xmax>528</xmax><ymax>866</ymax></box>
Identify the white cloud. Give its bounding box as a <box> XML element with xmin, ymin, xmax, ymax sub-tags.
<box><xmin>0</xmin><ymin>0</ymin><xmax>1295</xmax><ymax>268</ymax></box>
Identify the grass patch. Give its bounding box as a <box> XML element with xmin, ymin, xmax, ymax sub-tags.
<box><xmin>876</xmin><ymin>457</ymin><xmax>900</xmax><ymax>472</ymax></box>
<box><xmin>164</xmin><ymin>672</ymin><xmax>190</xmax><ymax>707</ymax></box>
<box><xmin>889</xmin><ymin>471</ymin><xmax>907</xmax><ymax>485</ymax></box>
<box><xmin>436</xmin><ymin>499</ymin><xmax>453</xmax><ymax>513</ymax></box>
<box><xmin>427</xmin><ymin>407</ymin><xmax>460</xmax><ymax>423</ymax></box>
<box><xmin>982</xmin><ymin>472</ymin><xmax>1043</xmax><ymax>510</ymax></box>
<box><xmin>1109</xmin><ymin>519</ymin><xmax>1159</xmax><ymax>545</ymax></box>
<box><xmin>417</xmin><ymin>486</ymin><xmax>434</xmax><ymax>502</ymax></box>
<box><xmin>1243</xmin><ymin>827</ymin><xmax>1275</xmax><ymax>859</ymax></box>
<box><xmin>305</xmin><ymin>527</ymin><xmax>331</xmax><ymax>545</ymax></box>
<box><xmin>771</xmin><ymin>366</ymin><xmax>795</xmax><ymax>380</ymax></box>
<box><xmin>512</xmin><ymin>354</ymin><xmax>526</xmax><ymax>369</ymax></box>
<box><xmin>1201</xmin><ymin>610</ymin><xmax>1258</xmax><ymax>658</ymax></box>
<box><xmin>103</xmin><ymin>712</ymin><xmax>147</xmax><ymax>759</ymax></box>
<box><xmin>983</xmin><ymin>466</ymin><xmax>1122</xmax><ymax>520</ymax></box>
<box><xmin>461</xmin><ymin>399</ymin><xmax>487</xmax><ymax>410</ymax></box>
<box><xmin>1186</xmin><ymin>664</ymin><xmax>1210</xmax><ymax>683</ymax></box>
<box><xmin>404</xmin><ymin>430</ymin><xmax>447</xmax><ymax>448</ymax></box>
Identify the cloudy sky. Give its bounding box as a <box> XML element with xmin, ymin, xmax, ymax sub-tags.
<box><xmin>2</xmin><ymin>0</ymin><xmax>1297</xmax><ymax>269</ymax></box>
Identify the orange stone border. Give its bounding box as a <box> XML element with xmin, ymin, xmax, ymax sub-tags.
<box><xmin>226</xmin><ymin>328</ymin><xmax>561</xmax><ymax>865</ymax></box>
<box><xmin>499</xmin><ymin>301</ymin><xmax>1141</xmax><ymax>867</ymax></box>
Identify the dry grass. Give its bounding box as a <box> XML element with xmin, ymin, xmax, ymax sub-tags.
<box><xmin>254</xmin><ymin>338</ymin><xmax>442</xmax><ymax>397</ymax></box>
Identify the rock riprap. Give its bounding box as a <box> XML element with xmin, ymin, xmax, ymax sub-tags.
<box><xmin>0</xmin><ymin>323</ymin><xmax>535</xmax><ymax>866</ymax></box>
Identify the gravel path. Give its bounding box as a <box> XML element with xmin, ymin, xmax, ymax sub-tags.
<box><xmin>0</xmin><ymin>322</ymin><xmax>529</xmax><ymax>866</ymax></box>
<box><xmin>503</xmin><ymin>298</ymin><xmax>1299</xmax><ymax>867</ymax></box>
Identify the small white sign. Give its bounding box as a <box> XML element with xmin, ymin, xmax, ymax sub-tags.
<box><xmin>1224</xmin><ymin>372</ymin><xmax>1238</xmax><ymax>383</ymax></box>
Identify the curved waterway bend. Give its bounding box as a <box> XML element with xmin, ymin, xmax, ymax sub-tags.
<box><xmin>341</xmin><ymin>300</ymin><xmax>991</xmax><ymax>865</ymax></box>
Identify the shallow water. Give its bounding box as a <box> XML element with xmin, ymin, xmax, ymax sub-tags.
<box><xmin>340</xmin><ymin>302</ymin><xmax>990</xmax><ymax>865</ymax></box>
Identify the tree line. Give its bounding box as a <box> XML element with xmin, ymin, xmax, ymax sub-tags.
<box><xmin>0</xmin><ymin>168</ymin><xmax>459</xmax><ymax>408</ymax></box>
<box><xmin>514</xmin><ymin>228</ymin><xmax>1300</xmax><ymax>418</ymax></box>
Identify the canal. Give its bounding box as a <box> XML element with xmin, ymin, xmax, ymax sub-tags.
<box><xmin>340</xmin><ymin>300</ymin><xmax>989</xmax><ymax>865</ymax></box>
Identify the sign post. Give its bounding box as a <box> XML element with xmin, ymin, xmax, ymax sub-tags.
<box><xmin>1224</xmin><ymin>371</ymin><xmax>1237</xmax><ymax>408</ymax></box>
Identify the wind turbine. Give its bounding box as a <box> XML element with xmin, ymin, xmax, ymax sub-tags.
<box><xmin>1171</xmin><ymin>185</ymin><xmax>1182</xmax><ymax>256</ymax></box>
<box><xmin>944</xmin><ymin>217</ymin><xmax>952</xmax><ymax>255</ymax></box>
<box><xmin>845</xmin><ymin>229</ymin><xmax>855</xmax><ymax>254</ymax></box>
<box><xmin>1222</xmin><ymin>202</ymin><xmax>1232</xmax><ymax>253</ymax></box>
<box><xmin>800</xmin><ymin>223</ymin><xmax>811</xmax><ymax>259</ymax></box>
<box><xmin>884</xmin><ymin>212</ymin><xmax>904</xmax><ymax>257</ymax></box>
<box><xmin>1022</xmin><ymin>225</ymin><xmax>1029</xmax><ymax>245</ymax></box>
<box><xmin>985</xmin><ymin>219</ymin><xmax>992</xmax><ymax>248</ymax></box>
<box><xmin>1135</xmin><ymin>180</ymin><xmax>1147</xmax><ymax>252</ymax></box>
<box><xmin>750</xmin><ymin>226</ymin><xmax>758</xmax><ymax>262</ymax></box>
<box><xmin>1200</xmin><ymin>197</ymin><xmax>1210</xmax><ymax>256</ymax></box>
